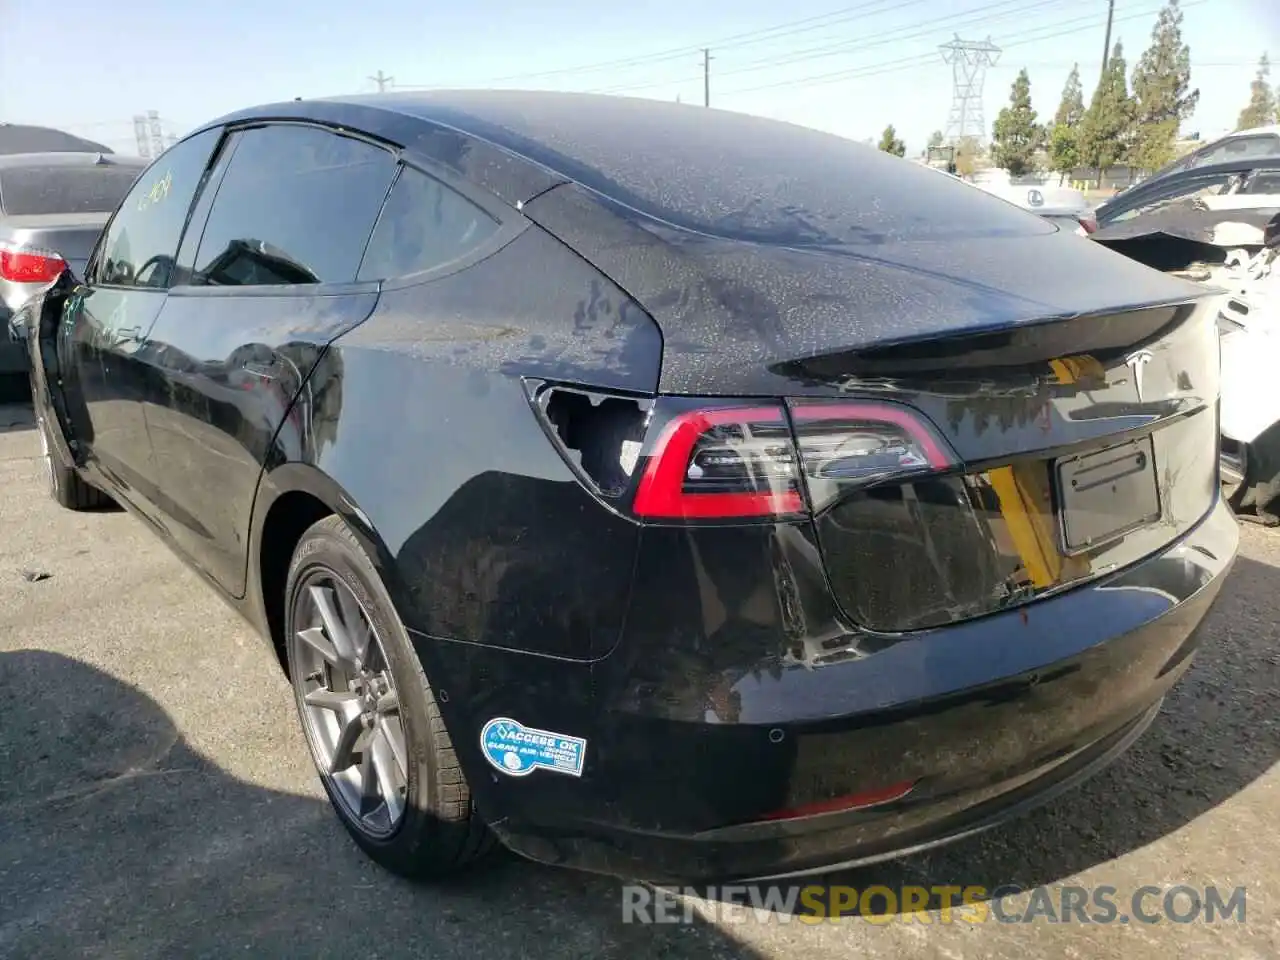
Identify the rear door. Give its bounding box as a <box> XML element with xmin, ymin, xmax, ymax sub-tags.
<box><xmin>53</xmin><ymin>130</ymin><xmax>222</xmax><ymax>506</ymax></box>
<box><xmin>138</xmin><ymin>122</ymin><xmax>396</xmax><ymax>595</ymax></box>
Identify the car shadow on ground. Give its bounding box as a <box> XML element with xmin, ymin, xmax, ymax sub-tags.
<box><xmin>714</xmin><ymin>551</ymin><xmax>1280</xmax><ymax>917</ymax></box>
<box><xmin>0</xmin><ymin>649</ymin><xmax>766</xmax><ymax>960</ymax></box>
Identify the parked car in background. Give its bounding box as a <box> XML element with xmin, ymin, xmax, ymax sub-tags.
<box><xmin>21</xmin><ymin>92</ymin><xmax>1236</xmax><ymax>883</ymax></box>
<box><xmin>1094</xmin><ymin>155</ymin><xmax>1280</xmax><ymax>230</ymax></box>
<box><xmin>1</xmin><ymin>152</ymin><xmax>147</xmax><ymax>375</ymax></box>
<box><xmin>1092</xmin><ymin>167</ymin><xmax>1280</xmax><ymax>524</ymax></box>
<box><xmin>971</xmin><ymin>169</ymin><xmax>1096</xmax><ymax>234</ymax></box>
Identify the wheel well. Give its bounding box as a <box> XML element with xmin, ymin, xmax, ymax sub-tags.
<box><xmin>259</xmin><ymin>491</ymin><xmax>334</xmax><ymax>675</ymax></box>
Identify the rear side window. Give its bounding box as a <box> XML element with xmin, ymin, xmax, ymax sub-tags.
<box><xmin>95</xmin><ymin>128</ymin><xmax>222</xmax><ymax>289</ymax></box>
<box><xmin>192</xmin><ymin>125</ymin><xmax>397</xmax><ymax>286</ymax></box>
<box><xmin>0</xmin><ymin>165</ymin><xmax>142</xmax><ymax>215</ymax></box>
<box><xmin>1245</xmin><ymin>170</ymin><xmax>1280</xmax><ymax>195</ymax></box>
<box><xmin>1107</xmin><ymin>173</ymin><xmax>1238</xmax><ymax>223</ymax></box>
<box><xmin>357</xmin><ymin>167</ymin><xmax>499</xmax><ymax>280</ymax></box>
<box><xmin>1193</xmin><ymin>135</ymin><xmax>1280</xmax><ymax>167</ymax></box>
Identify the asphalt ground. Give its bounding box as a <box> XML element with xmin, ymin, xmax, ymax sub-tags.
<box><xmin>2</xmin><ymin>385</ymin><xmax>1278</xmax><ymax>959</ymax></box>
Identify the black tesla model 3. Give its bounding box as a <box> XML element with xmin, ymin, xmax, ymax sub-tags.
<box><xmin>21</xmin><ymin>91</ymin><xmax>1237</xmax><ymax>883</ymax></box>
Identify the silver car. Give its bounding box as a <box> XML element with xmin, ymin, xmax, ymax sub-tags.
<box><xmin>1</xmin><ymin>152</ymin><xmax>146</xmax><ymax>374</ymax></box>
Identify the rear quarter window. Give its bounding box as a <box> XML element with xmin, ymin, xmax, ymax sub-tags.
<box><xmin>0</xmin><ymin>166</ymin><xmax>143</xmax><ymax>216</ymax></box>
<box><xmin>357</xmin><ymin>167</ymin><xmax>499</xmax><ymax>280</ymax></box>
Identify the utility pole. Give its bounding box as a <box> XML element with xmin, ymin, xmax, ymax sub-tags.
<box><xmin>368</xmin><ymin>70</ymin><xmax>394</xmax><ymax>93</ymax></box>
<box><xmin>702</xmin><ymin>48</ymin><xmax>713</xmax><ymax>107</ymax></box>
<box><xmin>1100</xmin><ymin>0</ymin><xmax>1116</xmax><ymax>79</ymax></box>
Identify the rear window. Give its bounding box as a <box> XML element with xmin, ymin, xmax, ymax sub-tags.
<box><xmin>410</xmin><ymin>91</ymin><xmax>1053</xmax><ymax>246</ymax></box>
<box><xmin>0</xmin><ymin>165</ymin><xmax>143</xmax><ymax>216</ymax></box>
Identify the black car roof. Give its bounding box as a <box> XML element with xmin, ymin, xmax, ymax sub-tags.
<box><xmin>197</xmin><ymin>90</ymin><xmax>1045</xmax><ymax>248</ymax></box>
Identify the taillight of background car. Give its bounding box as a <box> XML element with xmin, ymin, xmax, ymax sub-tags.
<box><xmin>0</xmin><ymin>241</ymin><xmax>68</xmax><ymax>284</ymax></box>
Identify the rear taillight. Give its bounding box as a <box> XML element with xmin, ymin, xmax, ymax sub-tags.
<box><xmin>1075</xmin><ymin>213</ymin><xmax>1098</xmax><ymax>236</ymax></box>
<box><xmin>630</xmin><ymin>399</ymin><xmax>955</xmax><ymax>521</ymax></box>
<box><xmin>0</xmin><ymin>243</ymin><xmax>67</xmax><ymax>284</ymax></box>
<box><xmin>789</xmin><ymin>400</ymin><xmax>955</xmax><ymax>513</ymax></box>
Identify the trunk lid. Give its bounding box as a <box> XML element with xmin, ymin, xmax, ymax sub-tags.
<box><xmin>526</xmin><ymin>184</ymin><xmax>1223</xmax><ymax>632</ymax></box>
<box><xmin>0</xmin><ymin>213</ymin><xmax>109</xmax><ymax>314</ymax></box>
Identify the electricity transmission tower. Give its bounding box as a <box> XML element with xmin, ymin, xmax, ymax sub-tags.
<box><xmin>939</xmin><ymin>35</ymin><xmax>1001</xmax><ymax>146</ymax></box>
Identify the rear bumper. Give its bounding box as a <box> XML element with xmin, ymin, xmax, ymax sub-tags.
<box><xmin>417</xmin><ymin>499</ymin><xmax>1237</xmax><ymax>883</ymax></box>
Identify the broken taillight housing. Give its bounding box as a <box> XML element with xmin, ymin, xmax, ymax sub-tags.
<box><xmin>629</xmin><ymin>398</ymin><xmax>956</xmax><ymax>521</ymax></box>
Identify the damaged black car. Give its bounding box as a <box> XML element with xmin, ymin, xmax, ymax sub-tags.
<box><xmin>20</xmin><ymin>91</ymin><xmax>1237</xmax><ymax>882</ymax></box>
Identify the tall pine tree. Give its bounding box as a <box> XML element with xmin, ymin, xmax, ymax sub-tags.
<box><xmin>991</xmin><ymin>68</ymin><xmax>1045</xmax><ymax>176</ymax></box>
<box><xmin>1079</xmin><ymin>41</ymin><xmax>1136</xmax><ymax>182</ymax></box>
<box><xmin>1238</xmin><ymin>53</ymin><xmax>1278</xmax><ymax>130</ymax></box>
<box><xmin>1048</xmin><ymin>65</ymin><xmax>1086</xmax><ymax>182</ymax></box>
<box><xmin>1130</xmin><ymin>0</ymin><xmax>1199</xmax><ymax>172</ymax></box>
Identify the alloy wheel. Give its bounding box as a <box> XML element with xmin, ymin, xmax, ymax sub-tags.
<box><xmin>290</xmin><ymin>570</ymin><xmax>410</xmax><ymax>838</ymax></box>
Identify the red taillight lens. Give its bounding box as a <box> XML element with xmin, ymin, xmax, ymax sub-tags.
<box><xmin>1076</xmin><ymin>213</ymin><xmax>1098</xmax><ymax>236</ymax></box>
<box><xmin>632</xmin><ymin>405</ymin><xmax>805</xmax><ymax>519</ymax></box>
<box><xmin>0</xmin><ymin>244</ymin><xmax>67</xmax><ymax>284</ymax></box>
<box><xmin>630</xmin><ymin>399</ymin><xmax>954</xmax><ymax>521</ymax></box>
<box><xmin>790</xmin><ymin>400</ymin><xmax>955</xmax><ymax>513</ymax></box>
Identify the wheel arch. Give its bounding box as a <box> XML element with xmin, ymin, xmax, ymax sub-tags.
<box><xmin>249</xmin><ymin>461</ymin><xmax>409</xmax><ymax>674</ymax></box>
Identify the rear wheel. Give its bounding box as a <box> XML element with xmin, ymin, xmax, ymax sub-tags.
<box><xmin>284</xmin><ymin>515</ymin><xmax>494</xmax><ymax>878</ymax></box>
<box><xmin>1226</xmin><ymin>424</ymin><xmax>1280</xmax><ymax>526</ymax></box>
<box><xmin>36</xmin><ymin>410</ymin><xmax>112</xmax><ymax>511</ymax></box>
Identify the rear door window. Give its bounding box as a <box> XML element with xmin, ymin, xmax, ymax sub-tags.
<box><xmin>94</xmin><ymin>128</ymin><xmax>223</xmax><ymax>289</ymax></box>
<box><xmin>1106</xmin><ymin>172</ymin><xmax>1240</xmax><ymax>223</ymax></box>
<box><xmin>1192</xmin><ymin>135</ymin><xmax>1280</xmax><ymax>168</ymax></box>
<box><xmin>192</xmin><ymin>124</ymin><xmax>397</xmax><ymax>286</ymax></box>
<box><xmin>0</xmin><ymin>165</ymin><xmax>143</xmax><ymax>216</ymax></box>
<box><xmin>357</xmin><ymin>166</ymin><xmax>499</xmax><ymax>280</ymax></box>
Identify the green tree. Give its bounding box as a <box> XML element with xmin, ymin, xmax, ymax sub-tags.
<box><xmin>954</xmin><ymin>137</ymin><xmax>982</xmax><ymax>177</ymax></box>
<box><xmin>1048</xmin><ymin>64</ymin><xmax>1086</xmax><ymax>182</ymax></box>
<box><xmin>1238</xmin><ymin>53</ymin><xmax>1278</xmax><ymax>130</ymax></box>
<box><xmin>1129</xmin><ymin>0</ymin><xmax>1199</xmax><ymax>172</ymax></box>
<box><xmin>991</xmin><ymin>68</ymin><xmax>1045</xmax><ymax>176</ymax></box>
<box><xmin>878</xmin><ymin>124</ymin><xmax>906</xmax><ymax>157</ymax></box>
<box><xmin>1079</xmin><ymin>41</ymin><xmax>1136</xmax><ymax>182</ymax></box>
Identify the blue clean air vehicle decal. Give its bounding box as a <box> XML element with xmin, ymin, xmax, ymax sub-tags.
<box><xmin>480</xmin><ymin>718</ymin><xmax>586</xmax><ymax>777</ymax></box>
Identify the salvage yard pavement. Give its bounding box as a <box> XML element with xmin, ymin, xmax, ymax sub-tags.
<box><xmin>1</xmin><ymin>395</ymin><xmax>1279</xmax><ymax>959</ymax></box>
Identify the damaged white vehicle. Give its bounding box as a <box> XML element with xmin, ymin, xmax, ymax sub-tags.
<box><xmin>1094</xmin><ymin>195</ymin><xmax>1280</xmax><ymax>523</ymax></box>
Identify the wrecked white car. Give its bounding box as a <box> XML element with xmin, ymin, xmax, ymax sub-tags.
<box><xmin>1094</xmin><ymin>197</ymin><xmax>1280</xmax><ymax>523</ymax></box>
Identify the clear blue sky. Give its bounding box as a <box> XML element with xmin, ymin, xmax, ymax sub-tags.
<box><xmin>3</xmin><ymin>0</ymin><xmax>1277</xmax><ymax>156</ymax></box>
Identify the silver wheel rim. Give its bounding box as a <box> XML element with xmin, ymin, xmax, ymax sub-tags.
<box><xmin>289</xmin><ymin>570</ymin><xmax>409</xmax><ymax>838</ymax></box>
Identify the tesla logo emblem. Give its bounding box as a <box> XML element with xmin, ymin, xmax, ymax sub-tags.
<box><xmin>1027</xmin><ymin>189</ymin><xmax>1045</xmax><ymax>207</ymax></box>
<box><xmin>1126</xmin><ymin>349</ymin><xmax>1154</xmax><ymax>401</ymax></box>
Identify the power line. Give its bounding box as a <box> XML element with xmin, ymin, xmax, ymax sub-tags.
<box><xmin>588</xmin><ymin>0</ymin><xmax>1072</xmax><ymax>97</ymax></box>
<box><xmin>451</xmin><ymin>0</ymin><xmax>913</xmax><ymax>87</ymax></box>
<box><xmin>716</xmin><ymin>0</ymin><xmax>1209</xmax><ymax>97</ymax></box>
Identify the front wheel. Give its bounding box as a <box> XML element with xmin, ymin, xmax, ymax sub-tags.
<box><xmin>284</xmin><ymin>515</ymin><xmax>495</xmax><ymax>878</ymax></box>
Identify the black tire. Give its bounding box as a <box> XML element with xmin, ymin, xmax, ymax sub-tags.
<box><xmin>1228</xmin><ymin>423</ymin><xmax>1280</xmax><ymax>526</ymax></box>
<box><xmin>36</xmin><ymin>410</ymin><xmax>113</xmax><ymax>511</ymax></box>
<box><xmin>284</xmin><ymin>515</ymin><xmax>495</xmax><ymax>878</ymax></box>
